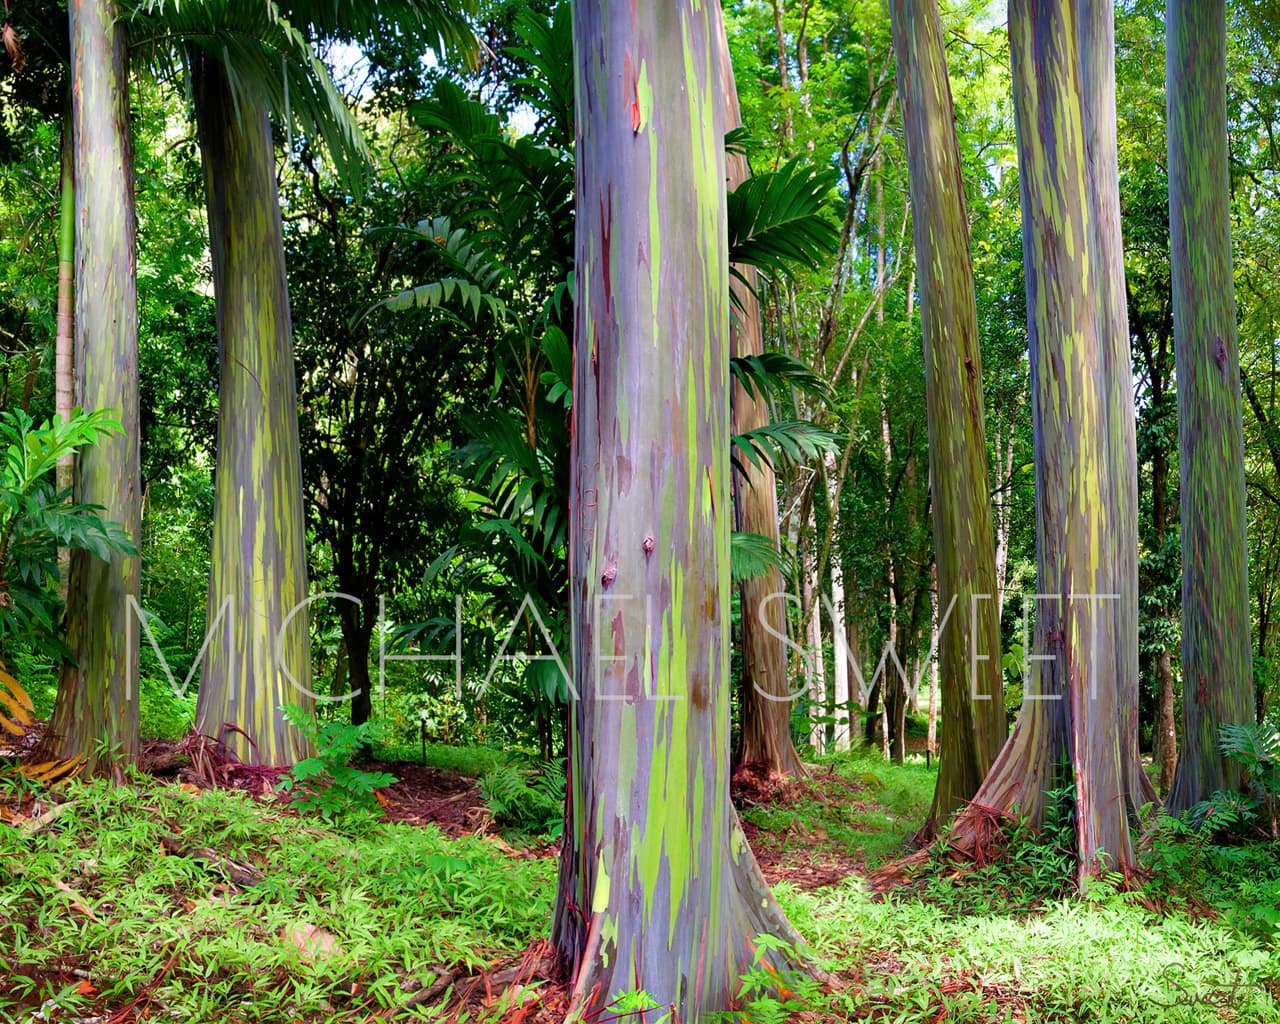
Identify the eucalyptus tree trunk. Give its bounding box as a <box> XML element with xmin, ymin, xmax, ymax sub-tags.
<box><xmin>56</xmin><ymin>117</ymin><xmax>75</xmax><ymax>493</ymax></box>
<box><xmin>40</xmin><ymin>0</ymin><xmax>140</xmax><ymax>778</ymax></box>
<box><xmin>721</xmin><ymin>28</ymin><xmax>805</xmax><ymax>779</ymax></box>
<box><xmin>553</xmin><ymin>3</ymin><xmax>800</xmax><ymax>1016</ymax></box>
<box><xmin>888</xmin><ymin>0</ymin><xmax>1005</xmax><ymax>835</ymax></box>
<box><xmin>1077</xmin><ymin>0</ymin><xmax>1154</xmax><ymax>815</ymax></box>
<box><xmin>191</xmin><ymin>54</ymin><xmax>313</xmax><ymax>766</ymax></box>
<box><xmin>1166</xmin><ymin>0</ymin><xmax>1253</xmax><ymax>812</ymax></box>
<box><xmin>55</xmin><ymin>115</ymin><xmax>75</xmax><ymax>601</ymax></box>
<box><xmin>951</xmin><ymin>0</ymin><xmax>1134</xmax><ymax>882</ymax></box>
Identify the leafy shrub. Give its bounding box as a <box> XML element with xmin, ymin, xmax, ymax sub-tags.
<box><xmin>276</xmin><ymin>707</ymin><xmax>396</xmax><ymax>820</ymax></box>
<box><xmin>0</xmin><ymin>409</ymin><xmax>136</xmax><ymax>659</ymax></box>
<box><xmin>478</xmin><ymin>760</ymin><xmax>564</xmax><ymax>837</ymax></box>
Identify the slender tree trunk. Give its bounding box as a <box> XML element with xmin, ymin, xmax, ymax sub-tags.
<box><xmin>928</xmin><ymin>577</ymin><xmax>940</xmax><ymax>762</ymax></box>
<box><xmin>860</xmin><ymin>679</ymin><xmax>879</xmax><ymax>744</ymax></box>
<box><xmin>770</xmin><ymin>0</ymin><xmax>793</xmax><ymax>141</ymax></box>
<box><xmin>721</xmin><ymin>28</ymin><xmax>805</xmax><ymax>779</ymax></box>
<box><xmin>879</xmin><ymin>400</ymin><xmax>904</xmax><ymax>762</ymax></box>
<box><xmin>191</xmin><ymin>55</ymin><xmax>313</xmax><ymax>766</ymax></box>
<box><xmin>951</xmin><ymin>0</ymin><xmax>1135</xmax><ymax>882</ymax></box>
<box><xmin>994</xmin><ymin>425</ymin><xmax>1016</xmax><ymax>620</ymax></box>
<box><xmin>553</xmin><ymin>5</ymin><xmax>801</xmax><ymax>1016</ymax></box>
<box><xmin>339</xmin><ymin>609</ymin><xmax>373</xmax><ymax>730</ymax></box>
<box><xmin>889</xmin><ymin>0</ymin><xmax>1006</xmax><ymax>834</ymax></box>
<box><xmin>1151</xmin><ymin>429</ymin><xmax>1178</xmax><ymax>791</ymax></box>
<box><xmin>56</xmin><ymin>115</ymin><xmax>75</xmax><ymax>486</ymax></box>
<box><xmin>55</xmin><ymin>112</ymin><xmax>75</xmax><ymax>601</ymax></box>
<box><xmin>803</xmin><ymin>523</ymin><xmax>827</xmax><ymax>751</ymax></box>
<box><xmin>39</xmin><ymin>0</ymin><xmax>141</xmax><ymax>778</ymax></box>
<box><xmin>1165</xmin><ymin>0</ymin><xmax>1253</xmax><ymax>812</ymax></box>
<box><xmin>831</xmin><ymin>555</ymin><xmax>850</xmax><ymax>749</ymax></box>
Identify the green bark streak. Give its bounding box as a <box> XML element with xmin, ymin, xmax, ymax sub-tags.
<box><xmin>1166</xmin><ymin>0</ymin><xmax>1253</xmax><ymax>811</ymax></box>
<box><xmin>553</xmin><ymin>2</ymin><xmax>798</xmax><ymax>1017</ymax></box>
<box><xmin>42</xmin><ymin>0</ymin><xmax>141</xmax><ymax>777</ymax></box>
<box><xmin>192</xmin><ymin>55</ymin><xmax>313</xmax><ymax>766</ymax></box>
<box><xmin>888</xmin><ymin>0</ymin><xmax>1006</xmax><ymax>834</ymax></box>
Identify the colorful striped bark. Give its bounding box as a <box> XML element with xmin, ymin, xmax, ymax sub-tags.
<box><xmin>1166</xmin><ymin>0</ymin><xmax>1253</xmax><ymax>811</ymax></box>
<box><xmin>888</xmin><ymin>0</ymin><xmax>1005</xmax><ymax>836</ymax></box>
<box><xmin>552</xmin><ymin>2</ymin><xmax>799</xmax><ymax>1016</ymax></box>
<box><xmin>953</xmin><ymin>0</ymin><xmax>1134</xmax><ymax>881</ymax></box>
<box><xmin>41</xmin><ymin>0</ymin><xmax>141</xmax><ymax>777</ymax></box>
<box><xmin>56</xmin><ymin>116</ymin><xmax>75</xmax><ymax>497</ymax></box>
<box><xmin>1076</xmin><ymin>0</ymin><xmax>1154</xmax><ymax>816</ymax></box>
<box><xmin>192</xmin><ymin>55</ymin><xmax>313</xmax><ymax>766</ymax></box>
<box><xmin>720</xmin><ymin>20</ymin><xmax>805</xmax><ymax>781</ymax></box>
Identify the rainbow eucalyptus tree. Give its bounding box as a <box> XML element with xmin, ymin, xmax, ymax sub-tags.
<box><xmin>1165</xmin><ymin>0</ymin><xmax>1253</xmax><ymax>811</ymax></box>
<box><xmin>1077</xmin><ymin>0</ymin><xmax>1153</xmax><ymax>814</ymax></box>
<box><xmin>720</xmin><ymin>25</ymin><xmax>805</xmax><ymax>781</ymax></box>
<box><xmin>887</xmin><ymin>0</ymin><xmax>1005</xmax><ymax>836</ymax></box>
<box><xmin>950</xmin><ymin>0</ymin><xmax>1136</xmax><ymax>882</ymax></box>
<box><xmin>40</xmin><ymin>0</ymin><xmax>141</xmax><ymax>776</ymax></box>
<box><xmin>189</xmin><ymin>48</ymin><xmax>313</xmax><ymax>765</ymax></box>
<box><xmin>141</xmin><ymin>0</ymin><xmax>471</xmax><ymax>763</ymax></box>
<box><xmin>552</xmin><ymin>2</ymin><xmax>801</xmax><ymax>1016</ymax></box>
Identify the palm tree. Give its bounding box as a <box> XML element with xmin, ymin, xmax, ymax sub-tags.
<box><xmin>135</xmin><ymin>0</ymin><xmax>474</xmax><ymax>765</ymax></box>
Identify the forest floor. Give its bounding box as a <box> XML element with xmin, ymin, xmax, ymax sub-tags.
<box><xmin>2</xmin><ymin>729</ymin><xmax>1279</xmax><ymax>1023</ymax></box>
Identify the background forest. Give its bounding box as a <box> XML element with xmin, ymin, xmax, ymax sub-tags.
<box><xmin>2</xmin><ymin>0</ymin><xmax>1280</xmax><ymax>1021</ymax></box>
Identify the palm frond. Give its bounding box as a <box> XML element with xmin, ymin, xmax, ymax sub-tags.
<box><xmin>731</xmin><ymin>531</ymin><xmax>794</xmax><ymax>584</ymax></box>
<box><xmin>367</xmin><ymin>216</ymin><xmax>510</xmax><ymax>322</ymax></box>
<box><xmin>503</xmin><ymin>1</ymin><xmax>573</xmax><ymax>149</ymax></box>
<box><xmin>727</xmin><ymin>157</ymin><xmax>840</xmax><ymax>278</ymax></box>
<box><xmin>732</xmin><ymin>421</ymin><xmax>842</xmax><ymax>475</ymax></box>
<box><xmin>133</xmin><ymin>0</ymin><xmax>369</xmax><ymax>190</ymax></box>
<box><xmin>731</xmin><ymin>351</ymin><xmax>831</xmax><ymax>407</ymax></box>
<box><xmin>275</xmin><ymin>0</ymin><xmax>477</xmax><ymax>57</ymax></box>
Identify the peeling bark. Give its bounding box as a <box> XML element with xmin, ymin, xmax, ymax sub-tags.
<box><xmin>552</xmin><ymin>4</ymin><xmax>802</xmax><ymax>1018</ymax></box>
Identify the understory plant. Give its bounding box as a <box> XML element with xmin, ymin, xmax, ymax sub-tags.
<box><xmin>478</xmin><ymin>759</ymin><xmax>564</xmax><ymax>837</ymax></box>
<box><xmin>276</xmin><ymin>706</ymin><xmax>396</xmax><ymax>820</ymax></box>
<box><xmin>0</xmin><ymin>408</ymin><xmax>136</xmax><ymax>658</ymax></box>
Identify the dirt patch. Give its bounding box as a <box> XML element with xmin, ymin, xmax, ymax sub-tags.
<box><xmin>732</xmin><ymin>763</ymin><xmax>870</xmax><ymax>890</ymax></box>
<box><xmin>137</xmin><ymin>734</ymin><xmax>495</xmax><ymax>837</ymax></box>
<box><xmin>368</xmin><ymin>759</ymin><xmax>492</xmax><ymax>837</ymax></box>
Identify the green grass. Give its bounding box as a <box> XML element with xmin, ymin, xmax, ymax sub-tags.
<box><xmin>740</xmin><ymin>745</ymin><xmax>937</xmax><ymax>867</ymax></box>
<box><xmin>372</xmin><ymin>739</ymin><xmax>522</xmax><ymax>777</ymax></box>
<box><xmin>0</xmin><ymin>775</ymin><xmax>554</xmax><ymax>1022</ymax></box>
<box><xmin>4</xmin><ymin>745</ymin><xmax>1279</xmax><ymax>1023</ymax></box>
<box><xmin>774</xmin><ymin>877</ymin><xmax>1280</xmax><ymax>1022</ymax></box>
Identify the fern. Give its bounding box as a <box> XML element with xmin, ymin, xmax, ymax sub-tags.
<box><xmin>1217</xmin><ymin>721</ymin><xmax>1280</xmax><ymax>837</ymax></box>
<box><xmin>479</xmin><ymin>761</ymin><xmax>564</xmax><ymax>837</ymax></box>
